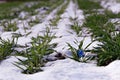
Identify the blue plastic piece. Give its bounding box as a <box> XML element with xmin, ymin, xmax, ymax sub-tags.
<box><xmin>77</xmin><ymin>50</ymin><xmax>85</xmax><ymax>57</ymax></box>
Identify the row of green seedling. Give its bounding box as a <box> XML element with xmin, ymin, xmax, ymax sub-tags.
<box><xmin>77</xmin><ymin>0</ymin><xmax>120</xmax><ymax>66</ymax></box>
<box><xmin>28</xmin><ymin>0</ymin><xmax>64</xmax><ymax>27</ymax></box>
<box><xmin>0</xmin><ymin>0</ymin><xmax>64</xmax><ymax>32</ymax></box>
<box><xmin>14</xmin><ymin>27</ymin><xmax>57</xmax><ymax>74</ymax></box>
<box><xmin>65</xmin><ymin>0</ymin><xmax>94</xmax><ymax>62</ymax></box>
<box><xmin>0</xmin><ymin>36</ymin><xmax>18</xmax><ymax>62</ymax></box>
<box><xmin>0</xmin><ymin>1</ymin><xmax>57</xmax><ymax>20</ymax></box>
<box><xmin>0</xmin><ymin>20</ymin><xmax>18</xmax><ymax>31</ymax></box>
<box><xmin>77</xmin><ymin>0</ymin><xmax>102</xmax><ymax>14</ymax></box>
<box><xmin>0</xmin><ymin>27</ymin><xmax>57</xmax><ymax>74</ymax></box>
<box><xmin>69</xmin><ymin>0</ymin><xmax>102</xmax><ymax>36</ymax></box>
<box><xmin>69</xmin><ymin>15</ymin><xmax>83</xmax><ymax>36</ymax></box>
<box><xmin>50</xmin><ymin>0</ymin><xmax>70</xmax><ymax>26</ymax></box>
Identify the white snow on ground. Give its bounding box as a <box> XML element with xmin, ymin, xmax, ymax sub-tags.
<box><xmin>105</xmin><ymin>60</ymin><xmax>120</xmax><ymax>80</ymax></box>
<box><xmin>1</xmin><ymin>1</ymin><xmax>66</xmax><ymax>46</ymax></box>
<box><xmin>50</xmin><ymin>1</ymin><xmax>86</xmax><ymax>52</ymax></box>
<box><xmin>1</xmin><ymin>56</ymin><xmax>119</xmax><ymax>80</ymax></box>
<box><xmin>26</xmin><ymin>58</ymin><xmax>110</xmax><ymax>80</ymax></box>
<box><xmin>0</xmin><ymin>56</ymin><xmax>26</xmax><ymax>80</ymax></box>
<box><xmin>16</xmin><ymin>1</ymin><xmax>67</xmax><ymax>46</ymax></box>
<box><xmin>0</xmin><ymin>0</ymin><xmax>120</xmax><ymax>80</ymax></box>
<box><xmin>50</xmin><ymin>1</ymin><xmax>98</xmax><ymax>54</ymax></box>
<box><xmin>101</xmin><ymin>0</ymin><xmax>120</xmax><ymax>14</ymax></box>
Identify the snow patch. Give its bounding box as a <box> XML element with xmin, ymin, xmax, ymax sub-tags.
<box><xmin>101</xmin><ymin>0</ymin><xmax>120</xmax><ymax>14</ymax></box>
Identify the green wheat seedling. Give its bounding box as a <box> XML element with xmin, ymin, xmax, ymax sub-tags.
<box><xmin>28</xmin><ymin>16</ymin><xmax>41</xmax><ymax>27</ymax></box>
<box><xmin>50</xmin><ymin>0</ymin><xmax>69</xmax><ymax>26</ymax></box>
<box><xmin>70</xmin><ymin>21</ymin><xmax>82</xmax><ymax>36</ymax></box>
<box><xmin>92</xmin><ymin>22</ymin><xmax>120</xmax><ymax>66</ymax></box>
<box><xmin>105</xmin><ymin>10</ymin><xmax>120</xmax><ymax>18</ymax></box>
<box><xmin>0</xmin><ymin>2</ymin><xmax>23</xmax><ymax>20</ymax></box>
<box><xmin>84</xmin><ymin>11</ymin><xmax>120</xmax><ymax>66</ymax></box>
<box><xmin>83</xmin><ymin>13</ymin><xmax>109</xmax><ymax>38</ymax></box>
<box><xmin>14</xmin><ymin>27</ymin><xmax>56</xmax><ymax>74</ymax></box>
<box><xmin>50</xmin><ymin>16</ymin><xmax>61</xmax><ymax>26</ymax></box>
<box><xmin>94</xmin><ymin>32</ymin><xmax>120</xmax><ymax>66</ymax></box>
<box><xmin>67</xmin><ymin>38</ymin><xmax>95</xmax><ymax>62</ymax></box>
<box><xmin>0</xmin><ymin>12</ymin><xmax>17</xmax><ymax>20</ymax></box>
<box><xmin>45</xmin><ymin>0</ymin><xmax>65</xmax><ymax>15</ymax></box>
<box><xmin>77</xmin><ymin>0</ymin><xmax>102</xmax><ymax>14</ymax></box>
<box><xmin>1</xmin><ymin>20</ymin><xmax>18</xmax><ymax>31</ymax></box>
<box><xmin>77</xmin><ymin>0</ymin><xmax>120</xmax><ymax>66</ymax></box>
<box><xmin>0</xmin><ymin>37</ymin><xmax>18</xmax><ymax>62</ymax></box>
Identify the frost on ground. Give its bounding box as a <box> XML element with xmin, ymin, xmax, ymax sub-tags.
<box><xmin>0</xmin><ymin>0</ymin><xmax>120</xmax><ymax>80</ymax></box>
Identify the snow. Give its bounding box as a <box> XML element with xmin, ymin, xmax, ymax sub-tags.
<box><xmin>0</xmin><ymin>56</ymin><xmax>26</xmax><ymax>80</ymax></box>
<box><xmin>101</xmin><ymin>0</ymin><xmax>120</xmax><ymax>14</ymax></box>
<box><xmin>105</xmin><ymin>60</ymin><xmax>120</xmax><ymax>80</ymax></box>
<box><xmin>50</xmin><ymin>1</ymin><xmax>86</xmax><ymax>53</ymax></box>
<box><xmin>1</xmin><ymin>32</ymin><xmax>13</xmax><ymax>40</ymax></box>
<box><xmin>0</xmin><ymin>57</ymin><xmax>117</xmax><ymax>80</ymax></box>
<box><xmin>28</xmin><ymin>59</ymin><xmax>109</xmax><ymax>80</ymax></box>
<box><xmin>18</xmin><ymin>11</ymin><xmax>29</xmax><ymax>19</ymax></box>
<box><xmin>0</xmin><ymin>0</ymin><xmax>120</xmax><ymax>80</ymax></box>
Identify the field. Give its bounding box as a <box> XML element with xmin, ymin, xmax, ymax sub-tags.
<box><xmin>0</xmin><ymin>0</ymin><xmax>120</xmax><ymax>80</ymax></box>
